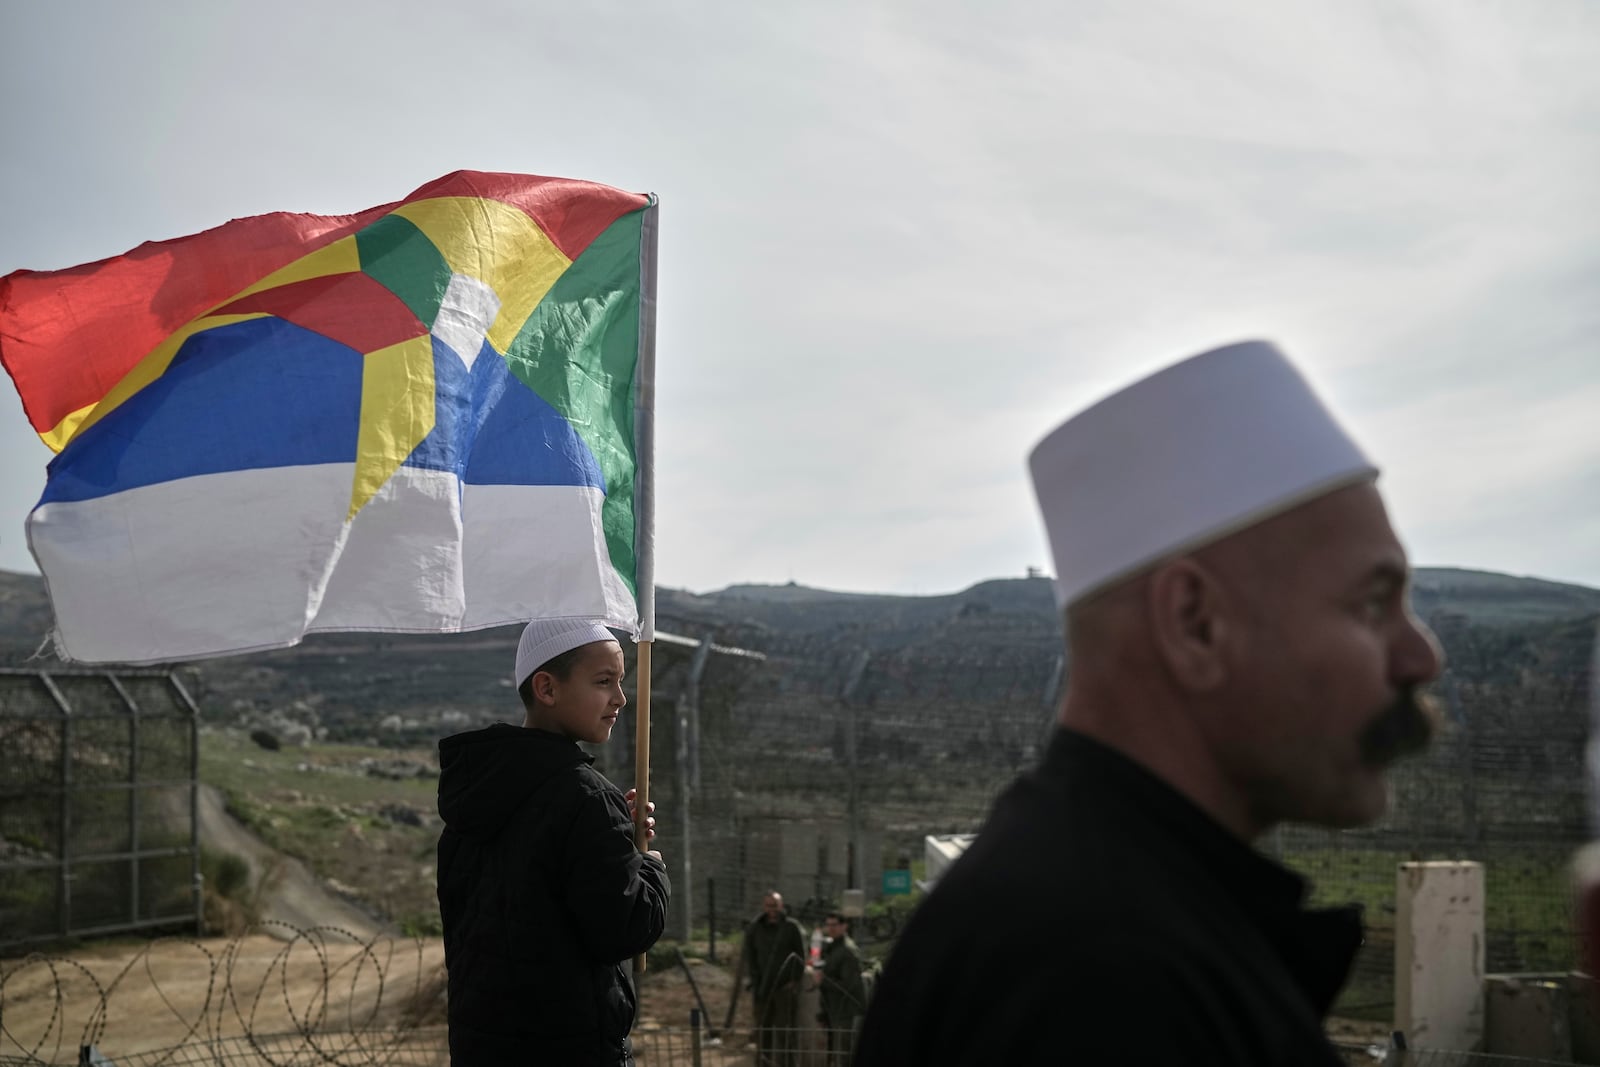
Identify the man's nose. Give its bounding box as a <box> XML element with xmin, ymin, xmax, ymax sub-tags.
<box><xmin>1395</xmin><ymin>608</ymin><xmax>1444</xmax><ymax>687</ymax></box>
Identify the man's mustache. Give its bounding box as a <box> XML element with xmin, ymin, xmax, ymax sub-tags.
<box><xmin>1358</xmin><ymin>687</ymin><xmax>1442</xmax><ymax>767</ymax></box>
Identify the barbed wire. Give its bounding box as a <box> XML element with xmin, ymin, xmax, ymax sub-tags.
<box><xmin>0</xmin><ymin>922</ymin><xmax>438</xmax><ymax>1067</ymax></box>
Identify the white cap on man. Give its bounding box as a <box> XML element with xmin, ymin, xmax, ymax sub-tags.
<box><xmin>513</xmin><ymin>619</ymin><xmax>618</xmax><ymax>688</ymax></box>
<box><xmin>1028</xmin><ymin>340</ymin><xmax>1377</xmax><ymax>608</ymax></box>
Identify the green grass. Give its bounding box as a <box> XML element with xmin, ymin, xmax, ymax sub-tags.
<box><xmin>200</xmin><ymin>731</ymin><xmax>437</xmax><ymax>807</ymax></box>
<box><xmin>1283</xmin><ymin>846</ymin><xmax>1579</xmax><ymax>1018</ymax></box>
<box><xmin>198</xmin><ymin>730</ymin><xmax>442</xmax><ymax>928</ymax></box>
<box><xmin>1288</xmin><ymin>847</ymin><xmax>1576</xmax><ymax>943</ymax></box>
<box><xmin>202</xmin><ymin>731</ymin><xmax>436</xmax><ymax>863</ymax></box>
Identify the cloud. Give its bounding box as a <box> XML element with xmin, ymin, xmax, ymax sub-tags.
<box><xmin>2</xmin><ymin>0</ymin><xmax>1596</xmax><ymax>594</ymax></box>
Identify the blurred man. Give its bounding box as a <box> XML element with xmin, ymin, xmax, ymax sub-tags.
<box><xmin>742</xmin><ymin>890</ymin><xmax>807</xmax><ymax>1067</ymax></box>
<box><xmin>855</xmin><ymin>340</ymin><xmax>1443</xmax><ymax>1065</ymax></box>
<box><xmin>813</xmin><ymin>911</ymin><xmax>867</xmax><ymax>1065</ymax></box>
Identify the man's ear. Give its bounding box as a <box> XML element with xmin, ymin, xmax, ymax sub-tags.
<box><xmin>1146</xmin><ymin>557</ymin><xmax>1231</xmax><ymax>693</ymax></box>
<box><xmin>530</xmin><ymin>669</ymin><xmax>559</xmax><ymax>706</ymax></box>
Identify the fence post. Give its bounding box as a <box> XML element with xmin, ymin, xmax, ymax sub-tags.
<box><xmin>690</xmin><ymin>1007</ymin><xmax>704</xmax><ymax>1067</ymax></box>
<box><xmin>168</xmin><ymin>671</ymin><xmax>204</xmax><ymax>938</ymax></box>
<box><xmin>1395</xmin><ymin>861</ymin><xmax>1485</xmax><ymax>1052</ymax></box>
<box><xmin>708</xmin><ymin>877</ymin><xmax>717</xmax><ymax>963</ymax></box>
<box><xmin>108</xmin><ymin>673</ymin><xmax>141</xmax><ymax>926</ymax></box>
<box><xmin>41</xmin><ymin>672</ymin><xmax>75</xmax><ymax>938</ymax></box>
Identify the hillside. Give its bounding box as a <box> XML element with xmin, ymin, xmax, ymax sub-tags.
<box><xmin>0</xmin><ymin>565</ymin><xmax>1594</xmax><ymax>745</ymax></box>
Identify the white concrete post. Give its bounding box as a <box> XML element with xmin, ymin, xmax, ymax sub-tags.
<box><xmin>1395</xmin><ymin>860</ymin><xmax>1486</xmax><ymax>1051</ymax></box>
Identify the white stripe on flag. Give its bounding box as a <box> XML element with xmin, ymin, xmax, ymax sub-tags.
<box><xmin>459</xmin><ymin>482</ymin><xmax>637</xmax><ymax>633</ymax></box>
<box><xmin>30</xmin><ymin>465</ymin><xmax>637</xmax><ymax>664</ymax></box>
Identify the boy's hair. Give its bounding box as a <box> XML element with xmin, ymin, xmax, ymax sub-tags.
<box><xmin>824</xmin><ymin>910</ymin><xmax>849</xmax><ymax>926</ymax></box>
<box><xmin>517</xmin><ymin>645</ymin><xmax>590</xmax><ymax>711</ymax></box>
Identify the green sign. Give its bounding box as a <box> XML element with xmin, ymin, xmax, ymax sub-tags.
<box><xmin>882</xmin><ymin>869</ymin><xmax>912</xmax><ymax>896</ymax></box>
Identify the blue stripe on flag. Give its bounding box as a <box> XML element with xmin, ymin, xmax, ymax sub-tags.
<box><xmin>403</xmin><ymin>336</ymin><xmax>607</xmax><ymax>490</ymax></box>
<box><xmin>39</xmin><ymin>319</ymin><xmax>364</xmax><ymax>506</ymax></box>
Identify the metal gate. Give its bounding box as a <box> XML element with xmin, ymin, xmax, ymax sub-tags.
<box><xmin>0</xmin><ymin>668</ymin><xmax>201</xmax><ymax>949</ymax></box>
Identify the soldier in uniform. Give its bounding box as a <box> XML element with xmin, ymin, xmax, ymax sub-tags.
<box><xmin>813</xmin><ymin>911</ymin><xmax>867</xmax><ymax>1065</ymax></box>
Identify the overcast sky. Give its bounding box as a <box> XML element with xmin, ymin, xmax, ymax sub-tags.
<box><xmin>2</xmin><ymin>0</ymin><xmax>1596</xmax><ymax>596</ymax></box>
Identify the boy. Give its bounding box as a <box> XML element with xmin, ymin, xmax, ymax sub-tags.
<box><xmin>437</xmin><ymin>618</ymin><xmax>671</xmax><ymax>1065</ymax></box>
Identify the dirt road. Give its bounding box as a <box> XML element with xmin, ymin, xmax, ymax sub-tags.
<box><xmin>196</xmin><ymin>785</ymin><xmax>390</xmax><ymax>941</ymax></box>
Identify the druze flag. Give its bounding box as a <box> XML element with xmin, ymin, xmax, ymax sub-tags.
<box><xmin>0</xmin><ymin>170</ymin><xmax>657</xmax><ymax>664</ymax></box>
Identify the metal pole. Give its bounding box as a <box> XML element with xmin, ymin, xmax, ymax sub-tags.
<box><xmin>690</xmin><ymin>1008</ymin><xmax>704</xmax><ymax>1067</ymax></box>
<box><xmin>168</xmin><ymin>672</ymin><xmax>204</xmax><ymax>937</ymax></box>
<box><xmin>685</xmin><ymin>640</ymin><xmax>711</xmax><ymax>792</ymax></box>
<box><xmin>676</xmin><ymin>639</ymin><xmax>713</xmax><ymax>943</ymax></box>
<box><xmin>1450</xmin><ymin>672</ymin><xmax>1479</xmax><ymax>844</ymax></box>
<box><xmin>108</xmin><ymin>674</ymin><xmax>140</xmax><ymax>925</ymax></box>
<box><xmin>840</xmin><ymin>652</ymin><xmax>871</xmax><ymax>891</ymax></box>
<box><xmin>676</xmin><ymin>699</ymin><xmax>693</xmax><ymax>943</ymax></box>
<box><xmin>40</xmin><ymin>673</ymin><xmax>74</xmax><ymax>937</ymax></box>
<box><xmin>708</xmin><ymin>877</ymin><xmax>717</xmax><ymax>963</ymax></box>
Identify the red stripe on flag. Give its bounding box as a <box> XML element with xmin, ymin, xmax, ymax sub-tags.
<box><xmin>0</xmin><ymin>172</ymin><xmax>648</xmax><ymax>439</ymax></box>
<box><xmin>215</xmin><ymin>273</ymin><xmax>428</xmax><ymax>355</ymax></box>
<box><xmin>401</xmin><ymin>171</ymin><xmax>650</xmax><ymax>262</ymax></box>
<box><xmin>1</xmin><ymin>207</ymin><xmax>389</xmax><ymax>436</ymax></box>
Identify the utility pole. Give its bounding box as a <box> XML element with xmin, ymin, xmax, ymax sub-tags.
<box><xmin>839</xmin><ymin>650</ymin><xmax>871</xmax><ymax>891</ymax></box>
<box><xmin>676</xmin><ymin>639</ymin><xmax>714</xmax><ymax>941</ymax></box>
<box><xmin>686</xmin><ymin>640</ymin><xmax>711</xmax><ymax>792</ymax></box>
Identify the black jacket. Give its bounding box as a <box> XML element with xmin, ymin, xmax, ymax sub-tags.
<box><xmin>437</xmin><ymin>724</ymin><xmax>670</xmax><ymax>1066</ymax></box>
<box><xmin>854</xmin><ymin>729</ymin><xmax>1360</xmax><ymax>1066</ymax></box>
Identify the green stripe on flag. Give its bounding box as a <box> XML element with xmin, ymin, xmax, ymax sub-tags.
<box><xmin>503</xmin><ymin>208</ymin><xmax>645</xmax><ymax>596</ymax></box>
<box><xmin>356</xmin><ymin>214</ymin><xmax>452</xmax><ymax>328</ymax></box>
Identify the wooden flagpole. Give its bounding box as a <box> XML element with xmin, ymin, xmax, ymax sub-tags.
<box><xmin>633</xmin><ymin>639</ymin><xmax>653</xmax><ymax>854</ymax></box>
<box><xmin>632</xmin><ymin>195</ymin><xmax>659</xmax><ymax>976</ymax></box>
<box><xmin>631</xmin><ymin>641</ymin><xmax>653</xmax><ymax>977</ymax></box>
<box><xmin>633</xmin><ymin>638</ymin><xmax>652</xmax><ymax>973</ymax></box>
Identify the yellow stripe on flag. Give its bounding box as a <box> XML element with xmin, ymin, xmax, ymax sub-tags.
<box><xmin>39</xmin><ymin>241</ymin><xmax>364</xmax><ymax>452</ymax></box>
<box><xmin>349</xmin><ymin>334</ymin><xmax>436</xmax><ymax>520</ymax></box>
<box><xmin>230</xmin><ymin>237</ymin><xmax>363</xmax><ymax>301</ymax></box>
<box><xmin>392</xmin><ymin>197</ymin><xmax>572</xmax><ymax>354</ymax></box>
<box><xmin>41</xmin><ymin>313</ymin><xmax>271</xmax><ymax>452</ymax></box>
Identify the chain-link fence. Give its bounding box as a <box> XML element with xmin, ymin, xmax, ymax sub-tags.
<box><xmin>4</xmin><ymin>587</ymin><xmax>1589</xmax><ymax>1057</ymax></box>
<box><xmin>1282</xmin><ymin>612</ymin><xmax>1597</xmax><ymax>1019</ymax></box>
<box><xmin>0</xmin><ymin>669</ymin><xmax>202</xmax><ymax>949</ymax></box>
<box><xmin>619</xmin><ymin>603</ymin><xmax>1597</xmax><ymax>1028</ymax></box>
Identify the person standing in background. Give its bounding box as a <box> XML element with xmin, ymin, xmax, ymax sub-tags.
<box><xmin>814</xmin><ymin>911</ymin><xmax>867</xmax><ymax>1065</ymax></box>
<box><xmin>742</xmin><ymin>890</ymin><xmax>807</xmax><ymax>1066</ymax></box>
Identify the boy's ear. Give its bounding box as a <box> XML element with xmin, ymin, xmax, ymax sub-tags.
<box><xmin>530</xmin><ymin>670</ymin><xmax>559</xmax><ymax>706</ymax></box>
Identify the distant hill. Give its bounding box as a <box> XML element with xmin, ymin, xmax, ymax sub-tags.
<box><xmin>1</xmin><ymin>565</ymin><xmax>1595</xmax><ymax>664</ymax></box>
<box><xmin>0</xmin><ymin>566</ymin><xmax>1593</xmax><ymax>744</ymax></box>
<box><xmin>672</xmin><ymin>568</ymin><xmax>1600</xmax><ymax>635</ymax></box>
<box><xmin>1410</xmin><ymin>567</ymin><xmax>1600</xmax><ymax>626</ymax></box>
<box><xmin>0</xmin><ymin>570</ymin><xmax>55</xmax><ymax>660</ymax></box>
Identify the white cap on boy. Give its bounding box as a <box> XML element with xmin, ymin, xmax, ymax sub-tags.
<box><xmin>513</xmin><ymin>619</ymin><xmax>618</xmax><ymax>688</ymax></box>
